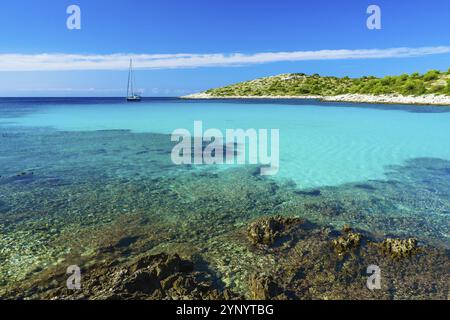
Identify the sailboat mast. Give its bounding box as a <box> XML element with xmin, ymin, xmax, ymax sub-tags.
<box><xmin>127</xmin><ymin>59</ymin><xmax>132</xmax><ymax>97</ymax></box>
<box><xmin>130</xmin><ymin>59</ymin><xmax>134</xmax><ymax>96</ymax></box>
<box><xmin>126</xmin><ymin>58</ymin><xmax>141</xmax><ymax>101</ymax></box>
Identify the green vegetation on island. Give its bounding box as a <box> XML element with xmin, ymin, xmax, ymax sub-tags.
<box><xmin>204</xmin><ymin>69</ymin><xmax>450</xmax><ymax>97</ymax></box>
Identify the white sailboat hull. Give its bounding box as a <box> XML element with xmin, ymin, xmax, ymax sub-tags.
<box><xmin>127</xmin><ymin>96</ymin><xmax>141</xmax><ymax>102</ymax></box>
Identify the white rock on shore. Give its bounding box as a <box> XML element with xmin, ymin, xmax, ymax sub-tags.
<box><xmin>181</xmin><ymin>93</ymin><xmax>323</xmax><ymax>100</ymax></box>
<box><xmin>321</xmin><ymin>94</ymin><xmax>450</xmax><ymax>106</ymax></box>
<box><xmin>181</xmin><ymin>92</ymin><xmax>450</xmax><ymax>106</ymax></box>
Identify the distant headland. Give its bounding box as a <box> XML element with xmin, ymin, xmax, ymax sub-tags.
<box><xmin>182</xmin><ymin>69</ymin><xmax>450</xmax><ymax>106</ymax></box>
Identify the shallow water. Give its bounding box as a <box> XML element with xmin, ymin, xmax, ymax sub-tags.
<box><xmin>3</xmin><ymin>98</ymin><xmax>450</xmax><ymax>188</ymax></box>
<box><xmin>0</xmin><ymin>98</ymin><xmax>449</xmax><ymax>296</ymax></box>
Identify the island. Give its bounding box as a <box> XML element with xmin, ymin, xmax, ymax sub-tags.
<box><xmin>183</xmin><ymin>69</ymin><xmax>450</xmax><ymax>106</ymax></box>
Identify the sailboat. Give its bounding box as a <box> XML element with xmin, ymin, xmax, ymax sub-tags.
<box><xmin>126</xmin><ymin>59</ymin><xmax>141</xmax><ymax>102</ymax></box>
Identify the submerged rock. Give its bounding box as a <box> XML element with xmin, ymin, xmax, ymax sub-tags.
<box><xmin>0</xmin><ymin>171</ymin><xmax>35</xmax><ymax>184</ymax></box>
<box><xmin>247</xmin><ymin>215</ymin><xmax>303</xmax><ymax>246</ymax></box>
<box><xmin>240</xmin><ymin>217</ymin><xmax>448</xmax><ymax>300</ymax></box>
<box><xmin>38</xmin><ymin>252</ymin><xmax>238</xmax><ymax>300</ymax></box>
<box><xmin>248</xmin><ymin>274</ymin><xmax>286</xmax><ymax>300</ymax></box>
<box><xmin>105</xmin><ymin>253</ymin><xmax>217</xmax><ymax>299</ymax></box>
<box><xmin>342</xmin><ymin>225</ymin><xmax>353</xmax><ymax>233</ymax></box>
<box><xmin>99</xmin><ymin>235</ymin><xmax>141</xmax><ymax>253</ymax></box>
<box><xmin>331</xmin><ymin>230</ymin><xmax>362</xmax><ymax>254</ymax></box>
<box><xmin>380</xmin><ymin>238</ymin><xmax>419</xmax><ymax>259</ymax></box>
<box><xmin>295</xmin><ymin>189</ymin><xmax>321</xmax><ymax>197</ymax></box>
<box><xmin>304</xmin><ymin>201</ymin><xmax>345</xmax><ymax>216</ymax></box>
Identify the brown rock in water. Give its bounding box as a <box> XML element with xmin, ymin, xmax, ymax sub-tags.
<box><xmin>115</xmin><ymin>253</ymin><xmax>219</xmax><ymax>299</ymax></box>
<box><xmin>123</xmin><ymin>269</ymin><xmax>160</xmax><ymax>294</ymax></box>
<box><xmin>331</xmin><ymin>232</ymin><xmax>362</xmax><ymax>254</ymax></box>
<box><xmin>342</xmin><ymin>225</ymin><xmax>353</xmax><ymax>233</ymax></box>
<box><xmin>248</xmin><ymin>274</ymin><xmax>284</xmax><ymax>300</ymax></box>
<box><xmin>45</xmin><ymin>252</ymin><xmax>236</xmax><ymax>300</ymax></box>
<box><xmin>247</xmin><ymin>215</ymin><xmax>303</xmax><ymax>245</ymax></box>
<box><xmin>380</xmin><ymin>238</ymin><xmax>419</xmax><ymax>259</ymax></box>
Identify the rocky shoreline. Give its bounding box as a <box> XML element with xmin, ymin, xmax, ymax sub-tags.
<box><xmin>7</xmin><ymin>215</ymin><xmax>448</xmax><ymax>300</ymax></box>
<box><xmin>181</xmin><ymin>93</ymin><xmax>450</xmax><ymax>106</ymax></box>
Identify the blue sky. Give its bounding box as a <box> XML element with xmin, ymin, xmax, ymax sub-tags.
<box><xmin>0</xmin><ymin>0</ymin><xmax>449</xmax><ymax>96</ymax></box>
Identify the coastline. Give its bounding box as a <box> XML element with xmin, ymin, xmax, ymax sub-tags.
<box><xmin>181</xmin><ymin>92</ymin><xmax>450</xmax><ymax>106</ymax></box>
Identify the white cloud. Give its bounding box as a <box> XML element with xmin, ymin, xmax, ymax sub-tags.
<box><xmin>0</xmin><ymin>46</ymin><xmax>449</xmax><ymax>71</ymax></box>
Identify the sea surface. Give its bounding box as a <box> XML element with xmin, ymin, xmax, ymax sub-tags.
<box><xmin>0</xmin><ymin>97</ymin><xmax>449</xmax><ymax>296</ymax></box>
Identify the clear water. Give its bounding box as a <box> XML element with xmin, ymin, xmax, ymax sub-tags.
<box><xmin>0</xmin><ymin>98</ymin><xmax>449</xmax><ymax>295</ymax></box>
<box><xmin>2</xmin><ymin>98</ymin><xmax>450</xmax><ymax>188</ymax></box>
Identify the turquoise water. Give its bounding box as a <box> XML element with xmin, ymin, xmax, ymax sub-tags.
<box><xmin>2</xmin><ymin>98</ymin><xmax>450</xmax><ymax>188</ymax></box>
<box><xmin>0</xmin><ymin>98</ymin><xmax>449</xmax><ymax>295</ymax></box>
